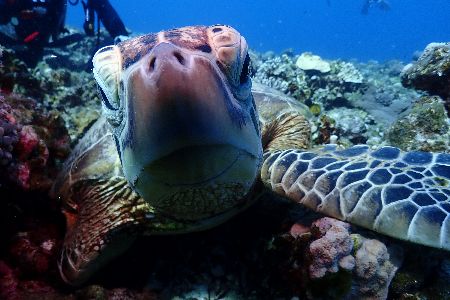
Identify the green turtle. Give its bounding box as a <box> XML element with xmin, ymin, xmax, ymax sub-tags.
<box><xmin>51</xmin><ymin>25</ymin><xmax>450</xmax><ymax>286</ymax></box>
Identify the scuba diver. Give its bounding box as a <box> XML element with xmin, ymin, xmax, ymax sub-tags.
<box><xmin>361</xmin><ymin>0</ymin><xmax>391</xmax><ymax>14</ymax></box>
<box><xmin>0</xmin><ymin>0</ymin><xmax>128</xmax><ymax>66</ymax></box>
<box><xmin>0</xmin><ymin>0</ymin><xmax>68</xmax><ymax>65</ymax></box>
<box><xmin>76</xmin><ymin>0</ymin><xmax>128</xmax><ymax>43</ymax></box>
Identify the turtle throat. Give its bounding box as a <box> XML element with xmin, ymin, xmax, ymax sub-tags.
<box><xmin>132</xmin><ymin>144</ymin><xmax>259</xmax><ymax>221</ymax></box>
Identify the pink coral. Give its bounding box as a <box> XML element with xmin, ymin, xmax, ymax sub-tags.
<box><xmin>308</xmin><ymin>217</ymin><xmax>354</xmax><ymax>279</ymax></box>
<box><xmin>16</xmin><ymin>125</ymin><xmax>39</xmax><ymax>160</ymax></box>
<box><xmin>15</xmin><ymin>163</ymin><xmax>31</xmax><ymax>190</ymax></box>
<box><xmin>289</xmin><ymin>222</ymin><xmax>310</xmax><ymax>238</ymax></box>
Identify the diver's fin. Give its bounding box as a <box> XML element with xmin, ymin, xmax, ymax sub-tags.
<box><xmin>47</xmin><ymin>33</ymin><xmax>84</xmax><ymax>47</ymax></box>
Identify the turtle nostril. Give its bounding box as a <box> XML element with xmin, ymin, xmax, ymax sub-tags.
<box><xmin>173</xmin><ymin>51</ymin><xmax>185</xmax><ymax>65</ymax></box>
<box><xmin>149</xmin><ymin>56</ymin><xmax>156</xmax><ymax>71</ymax></box>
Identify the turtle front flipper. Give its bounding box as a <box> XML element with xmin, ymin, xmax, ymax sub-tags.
<box><xmin>59</xmin><ymin>177</ymin><xmax>148</xmax><ymax>285</ymax></box>
<box><xmin>261</xmin><ymin>145</ymin><xmax>450</xmax><ymax>251</ymax></box>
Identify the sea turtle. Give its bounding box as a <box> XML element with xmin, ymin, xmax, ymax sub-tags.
<box><xmin>51</xmin><ymin>25</ymin><xmax>450</xmax><ymax>286</ymax></box>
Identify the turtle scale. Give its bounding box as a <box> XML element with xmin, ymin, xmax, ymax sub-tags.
<box><xmin>52</xmin><ymin>25</ymin><xmax>450</xmax><ymax>286</ymax></box>
<box><xmin>260</xmin><ymin>147</ymin><xmax>450</xmax><ymax>250</ymax></box>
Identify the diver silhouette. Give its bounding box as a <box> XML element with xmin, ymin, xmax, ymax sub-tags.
<box><xmin>326</xmin><ymin>0</ymin><xmax>391</xmax><ymax>14</ymax></box>
<box><xmin>361</xmin><ymin>0</ymin><xmax>391</xmax><ymax>15</ymax></box>
<box><xmin>0</xmin><ymin>0</ymin><xmax>128</xmax><ymax>66</ymax></box>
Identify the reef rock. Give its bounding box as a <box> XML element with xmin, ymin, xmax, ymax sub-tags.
<box><xmin>386</xmin><ymin>95</ymin><xmax>449</xmax><ymax>152</ymax></box>
<box><xmin>401</xmin><ymin>42</ymin><xmax>450</xmax><ymax>112</ymax></box>
<box><xmin>0</xmin><ymin>46</ymin><xmax>41</xmax><ymax>97</ymax></box>
<box><xmin>296</xmin><ymin>52</ymin><xmax>331</xmax><ymax>73</ymax></box>
<box><xmin>350</xmin><ymin>236</ymin><xmax>403</xmax><ymax>299</ymax></box>
<box><xmin>326</xmin><ymin>107</ymin><xmax>381</xmax><ymax>145</ymax></box>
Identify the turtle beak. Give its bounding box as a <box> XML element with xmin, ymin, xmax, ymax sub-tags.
<box><xmin>117</xmin><ymin>41</ymin><xmax>262</xmax><ymax>218</ymax></box>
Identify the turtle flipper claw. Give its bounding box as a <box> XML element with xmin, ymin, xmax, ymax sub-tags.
<box><xmin>261</xmin><ymin>145</ymin><xmax>450</xmax><ymax>251</ymax></box>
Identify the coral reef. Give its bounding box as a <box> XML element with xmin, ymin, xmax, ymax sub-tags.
<box><xmin>252</xmin><ymin>52</ymin><xmax>365</xmax><ymax>108</ymax></box>
<box><xmin>0</xmin><ymin>94</ymin><xmax>70</xmax><ymax>191</ymax></box>
<box><xmin>305</xmin><ymin>60</ymin><xmax>365</xmax><ymax>109</ymax></box>
<box><xmin>43</xmin><ymin>28</ymin><xmax>113</xmax><ymax>71</ymax></box>
<box><xmin>251</xmin><ymin>52</ymin><xmax>404</xmax><ymax>150</ymax></box>
<box><xmin>32</xmin><ymin>61</ymin><xmax>100</xmax><ymax>141</ymax></box>
<box><xmin>333</xmin><ymin>61</ymin><xmax>364</xmax><ymax>85</ymax></box>
<box><xmin>0</xmin><ymin>38</ymin><xmax>101</xmax><ymax>142</ymax></box>
<box><xmin>401</xmin><ymin>42</ymin><xmax>450</xmax><ymax>113</ymax></box>
<box><xmin>386</xmin><ymin>96</ymin><xmax>449</xmax><ymax>152</ymax></box>
<box><xmin>0</xmin><ymin>46</ymin><xmax>42</xmax><ymax>97</ymax></box>
<box><xmin>252</xmin><ymin>50</ymin><xmax>447</xmax><ymax>154</ymax></box>
<box><xmin>252</xmin><ymin>52</ymin><xmax>310</xmax><ymax>101</ymax></box>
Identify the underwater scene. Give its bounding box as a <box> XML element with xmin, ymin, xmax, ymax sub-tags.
<box><xmin>0</xmin><ymin>1</ymin><xmax>449</xmax><ymax>299</ymax></box>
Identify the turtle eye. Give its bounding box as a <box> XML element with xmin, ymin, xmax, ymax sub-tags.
<box><xmin>92</xmin><ymin>45</ymin><xmax>122</xmax><ymax>111</ymax></box>
<box><xmin>97</xmin><ymin>84</ymin><xmax>119</xmax><ymax>110</ymax></box>
<box><xmin>239</xmin><ymin>53</ymin><xmax>250</xmax><ymax>85</ymax></box>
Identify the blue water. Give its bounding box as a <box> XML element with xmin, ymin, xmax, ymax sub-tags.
<box><xmin>66</xmin><ymin>0</ymin><xmax>450</xmax><ymax>62</ymax></box>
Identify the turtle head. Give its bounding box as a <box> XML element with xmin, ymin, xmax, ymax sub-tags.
<box><xmin>92</xmin><ymin>25</ymin><xmax>262</xmax><ymax>221</ymax></box>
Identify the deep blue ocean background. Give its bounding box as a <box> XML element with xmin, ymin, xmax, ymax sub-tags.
<box><xmin>68</xmin><ymin>0</ymin><xmax>450</xmax><ymax>62</ymax></box>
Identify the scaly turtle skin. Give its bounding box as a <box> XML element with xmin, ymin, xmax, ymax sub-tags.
<box><xmin>51</xmin><ymin>25</ymin><xmax>450</xmax><ymax>286</ymax></box>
